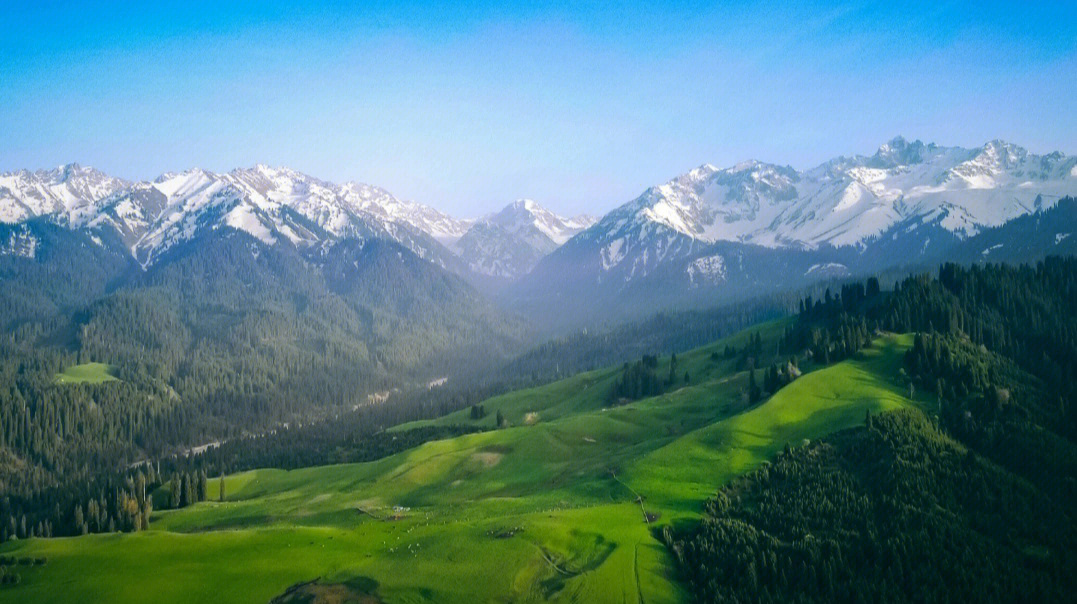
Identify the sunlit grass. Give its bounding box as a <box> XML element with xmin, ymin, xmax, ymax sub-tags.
<box><xmin>3</xmin><ymin>326</ymin><xmax>920</xmax><ymax>603</ymax></box>
<box><xmin>54</xmin><ymin>362</ymin><xmax>119</xmax><ymax>384</ymax></box>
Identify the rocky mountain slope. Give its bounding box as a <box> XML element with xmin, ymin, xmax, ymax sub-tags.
<box><xmin>452</xmin><ymin>199</ymin><xmax>595</xmax><ymax>279</ymax></box>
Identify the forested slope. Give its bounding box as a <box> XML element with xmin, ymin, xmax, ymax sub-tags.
<box><xmin>0</xmin><ymin>228</ymin><xmax>524</xmax><ymax>496</ymax></box>
<box><xmin>671</xmin><ymin>258</ymin><xmax>1077</xmax><ymax>602</ymax></box>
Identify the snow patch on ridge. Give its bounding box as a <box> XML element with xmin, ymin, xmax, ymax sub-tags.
<box><xmin>805</xmin><ymin>262</ymin><xmax>848</xmax><ymax>276</ymax></box>
<box><xmin>602</xmin><ymin>238</ymin><xmax>625</xmax><ymax>270</ymax></box>
<box><xmin>224</xmin><ymin>204</ymin><xmax>276</xmax><ymax>245</ymax></box>
<box><xmin>686</xmin><ymin>254</ymin><xmax>726</xmax><ymax>287</ymax></box>
<box><xmin>1</xmin><ymin>227</ymin><xmax>39</xmax><ymax>258</ymax></box>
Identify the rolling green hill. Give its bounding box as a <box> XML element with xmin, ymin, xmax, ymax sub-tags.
<box><xmin>0</xmin><ymin>324</ymin><xmax>923</xmax><ymax>603</ymax></box>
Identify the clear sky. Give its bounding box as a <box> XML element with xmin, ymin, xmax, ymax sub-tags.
<box><xmin>2</xmin><ymin>1</ymin><xmax>1075</xmax><ymax>217</ymax></box>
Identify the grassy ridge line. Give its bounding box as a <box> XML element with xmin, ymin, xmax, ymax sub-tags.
<box><xmin>1</xmin><ymin>329</ymin><xmax>918</xmax><ymax>603</ymax></box>
<box><xmin>625</xmin><ymin>333</ymin><xmax>916</xmax><ymax>513</ymax></box>
<box><xmin>396</xmin><ymin>319</ymin><xmax>792</xmax><ymax>432</ymax></box>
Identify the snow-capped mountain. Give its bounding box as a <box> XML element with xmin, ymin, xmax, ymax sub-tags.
<box><xmin>452</xmin><ymin>199</ymin><xmax>596</xmax><ymax>278</ymax></box>
<box><xmin>0</xmin><ymin>163</ymin><xmax>130</xmax><ymax>224</ymax></box>
<box><xmin>0</xmin><ymin>163</ymin><xmax>468</xmax><ymax>269</ymax></box>
<box><xmin>338</xmin><ymin>181</ymin><xmax>474</xmax><ymax>246</ymax></box>
<box><xmin>1</xmin><ymin>136</ymin><xmax>1072</xmax><ymax>295</ymax></box>
<box><xmin>510</xmin><ymin>137</ymin><xmax>1076</xmax><ymax>328</ymax></box>
<box><xmin>567</xmin><ymin>137</ymin><xmax>1075</xmax><ymax>279</ymax></box>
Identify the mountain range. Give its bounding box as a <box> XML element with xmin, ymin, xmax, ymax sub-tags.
<box><xmin>2</xmin><ymin>137</ymin><xmax>1075</xmax><ymax>328</ymax></box>
<box><xmin>0</xmin><ymin>163</ymin><xmax>592</xmax><ymax>278</ymax></box>
<box><xmin>514</xmin><ymin>137</ymin><xmax>1077</xmax><ymax>325</ymax></box>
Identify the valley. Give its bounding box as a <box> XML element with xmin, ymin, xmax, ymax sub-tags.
<box><xmin>4</xmin><ymin>5</ymin><xmax>1075</xmax><ymax>601</ymax></box>
<box><xmin>0</xmin><ymin>243</ymin><xmax>1073</xmax><ymax>603</ymax></box>
<box><xmin>0</xmin><ymin>326</ymin><xmax>921</xmax><ymax>603</ymax></box>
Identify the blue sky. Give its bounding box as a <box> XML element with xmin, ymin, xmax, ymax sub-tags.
<box><xmin>2</xmin><ymin>1</ymin><xmax>1074</xmax><ymax>216</ymax></box>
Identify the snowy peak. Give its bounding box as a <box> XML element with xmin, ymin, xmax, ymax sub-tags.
<box><xmin>597</xmin><ymin>137</ymin><xmax>1074</xmax><ymax>254</ymax></box>
<box><xmin>562</xmin><ymin>213</ymin><xmax>599</xmax><ymax>231</ymax></box>
<box><xmin>453</xmin><ymin>199</ymin><xmax>597</xmax><ymax>279</ymax></box>
<box><xmin>569</xmin><ymin>137</ymin><xmax>1075</xmax><ymax>284</ymax></box>
<box><xmin>338</xmin><ymin>181</ymin><xmax>473</xmax><ymax>246</ymax></box>
<box><xmin>3</xmin><ymin>138</ymin><xmax>1070</xmax><ymax>279</ymax></box>
<box><xmin>487</xmin><ymin>199</ymin><xmax>593</xmax><ymax>246</ymax></box>
<box><xmin>868</xmin><ymin>136</ymin><xmax>939</xmax><ymax>168</ymax></box>
<box><xmin>0</xmin><ymin>163</ymin><xmax>130</xmax><ymax>224</ymax></box>
<box><xmin>0</xmin><ymin>162</ymin><xmax>473</xmax><ymax>269</ymax></box>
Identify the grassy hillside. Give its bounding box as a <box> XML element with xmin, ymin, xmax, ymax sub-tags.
<box><xmin>0</xmin><ymin>326</ymin><xmax>922</xmax><ymax>603</ymax></box>
<box><xmin>54</xmin><ymin>362</ymin><xmax>119</xmax><ymax>384</ymax></box>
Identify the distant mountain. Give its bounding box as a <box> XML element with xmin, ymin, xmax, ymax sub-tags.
<box><xmin>2</xmin><ymin>137</ymin><xmax>1074</xmax><ymax>331</ymax></box>
<box><xmin>570</xmin><ymin>137</ymin><xmax>1072</xmax><ymax>266</ymax></box>
<box><xmin>0</xmin><ymin>163</ymin><xmax>130</xmax><ymax>224</ymax></box>
<box><xmin>452</xmin><ymin>199</ymin><xmax>596</xmax><ymax>279</ymax></box>
<box><xmin>0</xmin><ymin>163</ymin><xmax>469</xmax><ymax>271</ymax></box>
<box><xmin>0</xmin><ymin>164</ymin><xmax>531</xmax><ymax>403</ymax></box>
<box><xmin>337</xmin><ymin>181</ymin><xmax>474</xmax><ymax>246</ymax></box>
<box><xmin>0</xmin><ymin>216</ymin><xmax>526</xmax><ymax>404</ymax></box>
<box><xmin>513</xmin><ymin>138</ymin><xmax>1075</xmax><ymax>328</ymax></box>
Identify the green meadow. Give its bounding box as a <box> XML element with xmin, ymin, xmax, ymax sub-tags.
<box><xmin>54</xmin><ymin>362</ymin><xmax>119</xmax><ymax>384</ymax></box>
<box><xmin>2</xmin><ymin>326</ymin><xmax>921</xmax><ymax>603</ymax></box>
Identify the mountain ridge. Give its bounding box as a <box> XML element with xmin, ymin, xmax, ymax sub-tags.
<box><xmin>1</xmin><ymin>137</ymin><xmax>1072</xmax><ymax>291</ymax></box>
<box><xmin>451</xmin><ymin>199</ymin><xmax>597</xmax><ymax>279</ymax></box>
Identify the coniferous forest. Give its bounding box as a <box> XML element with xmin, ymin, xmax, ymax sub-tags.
<box><xmin>668</xmin><ymin>258</ymin><xmax>1077</xmax><ymax>602</ymax></box>
<box><xmin>0</xmin><ymin>225</ymin><xmax>791</xmax><ymax>546</ymax></box>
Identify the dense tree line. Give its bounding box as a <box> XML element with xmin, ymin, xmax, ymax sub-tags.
<box><xmin>609</xmin><ymin>355</ymin><xmax>664</xmax><ymax>402</ymax></box>
<box><xmin>186</xmin><ymin>425</ymin><xmax>478</xmax><ymax>476</ymax></box>
<box><xmin>1</xmin><ymin>466</ymin><xmax>158</xmax><ymax>543</ymax></box>
<box><xmin>167</xmin><ymin>470</ymin><xmax>207</xmax><ymax>509</ymax></box>
<box><xmin>500</xmin><ymin>296</ymin><xmax>790</xmax><ymax>386</ymax></box>
<box><xmin>784</xmin><ymin>258</ymin><xmax>1075</xmax><ymax>437</ymax></box>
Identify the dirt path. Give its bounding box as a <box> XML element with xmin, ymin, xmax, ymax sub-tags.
<box><xmin>634</xmin><ymin>542</ymin><xmax>646</xmax><ymax>604</ymax></box>
<box><xmin>609</xmin><ymin>469</ymin><xmax>652</xmax><ymax>523</ymax></box>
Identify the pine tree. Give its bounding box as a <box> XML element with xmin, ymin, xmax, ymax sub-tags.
<box><xmin>182</xmin><ymin>473</ymin><xmax>194</xmax><ymax>508</ymax></box>
<box><xmin>170</xmin><ymin>474</ymin><xmax>182</xmax><ymax>508</ymax></box>
<box><xmin>73</xmin><ymin>505</ymin><xmax>84</xmax><ymax>535</ymax></box>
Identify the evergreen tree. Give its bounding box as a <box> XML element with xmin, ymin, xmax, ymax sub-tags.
<box><xmin>748</xmin><ymin>367</ymin><xmax>761</xmax><ymax>404</ymax></box>
<box><xmin>169</xmin><ymin>477</ymin><xmax>181</xmax><ymax>509</ymax></box>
